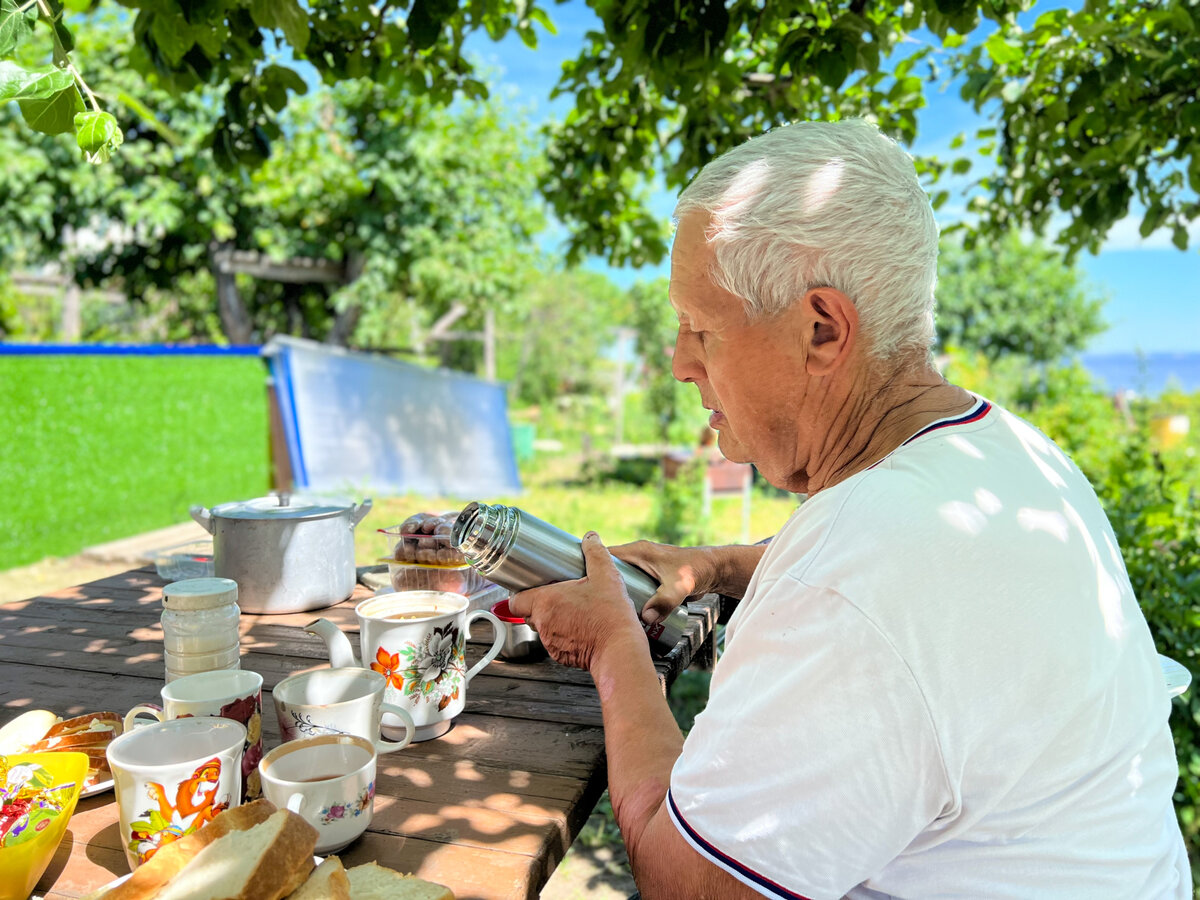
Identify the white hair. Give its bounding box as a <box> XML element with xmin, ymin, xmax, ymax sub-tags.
<box><xmin>673</xmin><ymin>119</ymin><xmax>939</xmax><ymax>360</ymax></box>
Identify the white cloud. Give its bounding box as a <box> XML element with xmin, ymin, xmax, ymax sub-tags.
<box><xmin>1099</xmin><ymin>214</ymin><xmax>1200</xmax><ymax>252</ymax></box>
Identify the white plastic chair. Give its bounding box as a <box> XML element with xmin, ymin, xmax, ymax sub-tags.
<box><xmin>1161</xmin><ymin>655</ymin><xmax>1192</xmax><ymax>699</ymax></box>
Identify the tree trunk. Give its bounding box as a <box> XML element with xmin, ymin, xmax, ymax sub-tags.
<box><xmin>60</xmin><ymin>281</ymin><xmax>81</xmax><ymax>342</ymax></box>
<box><xmin>209</xmin><ymin>242</ymin><xmax>254</xmax><ymax>344</ymax></box>
<box><xmin>326</xmin><ymin>252</ymin><xmax>364</xmax><ymax>346</ymax></box>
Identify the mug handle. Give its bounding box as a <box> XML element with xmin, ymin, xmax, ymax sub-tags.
<box><xmin>123</xmin><ymin>704</ymin><xmax>165</xmax><ymax>732</ymax></box>
<box><xmin>375</xmin><ymin>704</ymin><xmax>416</xmax><ymax>754</ymax></box>
<box><xmin>286</xmin><ymin>792</ymin><xmax>306</xmax><ymax>814</ymax></box>
<box><xmin>464</xmin><ymin>609</ymin><xmax>505</xmax><ymax>684</ymax></box>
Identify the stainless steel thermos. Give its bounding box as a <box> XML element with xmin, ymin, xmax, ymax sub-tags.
<box><xmin>452</xmin><ymin>501</ymin><xmax>690</xmax><ymax>653</ymax></box>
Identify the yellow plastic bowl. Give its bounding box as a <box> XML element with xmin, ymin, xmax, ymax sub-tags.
<box><xmin>0</xmin><ymin>751</ymin><xmax>88</xmax><ymax>900</ymax></box>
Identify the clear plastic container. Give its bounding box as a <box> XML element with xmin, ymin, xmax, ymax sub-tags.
<box><xmin>154</xmin><ymin>539</ymin><xmax>215</xmax><ymax>581</ymax></box>
<box><xmin>161</xmin><ymin>577</ymin><xmax>241</xmax><ymax>682</ymax></box>
<box><xmin>379</xmin><ymin>527</ymin><xmax>467</xmax><ymax>566</ymax></box>
<box><xmin>387</xmin><ymin>561</ymin><xmax>488</xmax><ymax>596</ymax></box>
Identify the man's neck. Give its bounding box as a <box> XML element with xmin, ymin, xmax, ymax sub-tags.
<box><xmin>804</xmin><ymin>366</ymin><xmax>976</xmax><ymax>494</ymax></box>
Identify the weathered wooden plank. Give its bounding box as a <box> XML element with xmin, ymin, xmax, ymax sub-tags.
<box><xmin>0</xmin><ymin>626</ymin><xmax>603</xmax><ymax>727</ymax></box>
<box><xmin>339</xmin><ymin>831</ymin><xmax>545</xmax><ymax>900</ymax></box>
<box><xmin>4</xmin><ymin>595</ymin><xmax>706</xmax><ymax>691</ymax></box>
<box><xmin>0</xmin><ymin>663</ymin><xmax>606</xmax><ymax>785</ymax></box>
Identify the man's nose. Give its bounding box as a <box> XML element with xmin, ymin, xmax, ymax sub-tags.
<box><xmin>671</xmin><ymin>333</ymin><xmax>702</xmax><ymax>384</ymax></box>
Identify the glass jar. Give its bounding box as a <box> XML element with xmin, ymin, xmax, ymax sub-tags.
<box><xmin>161</xmin><ymin>577</ymin><xmax>242</xmax><ymax>683</ymax></box>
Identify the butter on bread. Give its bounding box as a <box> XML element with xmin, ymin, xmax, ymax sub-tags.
<box><xmin>32</xmin><ymin>710</ymin><xmax>122</xmax><ymax>749</ymax></box>
<box><xmin>345</xmin><ymin>863</ymin><xmax>455</xmax><ymax>900</ymax></box>
<box><xmin>99</xmin><ymin>799</ymin><xmax>279</xmax><ymax>900</ymax></box>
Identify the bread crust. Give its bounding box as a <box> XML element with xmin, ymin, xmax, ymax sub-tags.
<box><xmin>235</xmin><ymin>809</ymin><xmax>318</xmax><ymax>900</ymax></box>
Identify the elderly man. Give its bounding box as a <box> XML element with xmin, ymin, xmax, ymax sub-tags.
<box><xmin>509</xmin><ymin>119</ymin><xmax>1188</xmax><ymax>899</ymax></box>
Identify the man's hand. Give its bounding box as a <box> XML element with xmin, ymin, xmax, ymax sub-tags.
<box><xmin>508</xmin><ymin>532</ymin><xmax>646</xmax><ymax>672</ymax></box>
<box><xmin>609</xmin><ymin>541</ymin><xmax>720</xmax><ymax>626</ymax></box>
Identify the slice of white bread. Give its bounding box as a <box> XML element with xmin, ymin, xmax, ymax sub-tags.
<box><xmin>345</xmin><ymin>863</ymin><xmax>455</xmax><ymax>900</ymax></box>
<box><xmin>99</xmin><ymin>800</ymin><xmax>279</xmax><ymax>900</ymax></box>
<box><xmin>155</xmin><ymin>808</ymin><xmax>317</xmax><ymax>900</ymax></box>
<box><xmin>285</xmin><ymin>857</ymin><xmax>350</xmax><ymax>900</ymax></box>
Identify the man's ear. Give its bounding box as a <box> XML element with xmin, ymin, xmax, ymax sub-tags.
<box><xmin>802</xmin><ymin>287</ymin><xmax>858</xmax><ymax>376</ymax></box>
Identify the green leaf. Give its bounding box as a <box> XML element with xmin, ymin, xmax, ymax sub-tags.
<box><xmin>0</xmin><ymin>61</ymin><xmax>74</xmax><ymax>102</ymax></box>
<box><xmin>984</xmin><ymin>33</ymin><xmax>1023</xmax><ymax>68</ymax></box>
<box><xmin>150</xmin><ymin>10</ymin><xmax>195</xmax><ymax>66</ymax></box>
<box><xmin>275</xmin><ymin>0</ymin><xmax>309</xmax><ymax>53</ymax></box>
<box><xmin>249</xmin><ymin>0</ymin><xmax>309</xmax><ymax>53</ymax></box>
<box><xmin>53</xmin><ymin>17</ymin><xmax>74</xmax><ymax>54</ymax></box>
<box><xmin>0</xmin><ymin>0</ymin><xmax>37</xmax><ymax>58</ymax></box>
<box><xmin>1139</xmin><ymin>204</ymin><xmax>1168</xmax><ymax>238</ymax></box>
<box><xmin>407</xmin><ymin>0</ymin><xmax>457</xmax><ymax>50</ymax></box>
<box><xmin>75</xmin><ymin>109</ymin><xmax>124</xmax><ymax>164</ymax></box>
<box><xmin>18</xmin><ymin>84</ymin><xmax>84</xmax><ymax>135</ymax></box>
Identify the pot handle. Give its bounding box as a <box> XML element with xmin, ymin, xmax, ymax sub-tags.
<box><xmin>350</xmin><ymin>498</ymin><xmax>373</xmax><ymax>529</ymax></box>
<box><xmin>190</xmin><ymin>505</ymin><xmax>215</xmax><ymax>534</ymax></box>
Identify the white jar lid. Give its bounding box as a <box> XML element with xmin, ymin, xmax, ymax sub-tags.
<box><xmin>163</xmin><ymin>577</ymin><xmax>239</xmax><ymax>610</ymax></box>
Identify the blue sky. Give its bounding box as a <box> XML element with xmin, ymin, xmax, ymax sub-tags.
<box><xmin>464</xmin><ymin>2</ymin><xmax>1200</xmax><ymax>355</ymax></box>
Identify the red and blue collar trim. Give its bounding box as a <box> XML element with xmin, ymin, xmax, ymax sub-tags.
<box><xmin>900</xmin><ymin>397</ymin><xmax>992</xmax><ymax>446</ymax></box>
<box><xmin>667</xmin><ymin>790</ymin><xmax>815</xmax><ymax>900</ymax></box>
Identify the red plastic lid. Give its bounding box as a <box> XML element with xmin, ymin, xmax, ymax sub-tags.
<box><xmin>491</xmin><ymin>598</ymin><xmax>526</xmax><ymax>624</ymax></box>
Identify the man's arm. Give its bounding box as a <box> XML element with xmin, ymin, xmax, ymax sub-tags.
<box><xmin>510</xmin><ymin>534</ymin><xmax>768</xmax><ymax>900</ymax></box>
<box><xmin>591</xmin><ymin>629</ymin><xmax>766</xmax><ymax>900</ymax></box>
<box><xmin>610</xmin><ymin>541</ymin><xmax>768</xmax><ymax>625</ymax></box>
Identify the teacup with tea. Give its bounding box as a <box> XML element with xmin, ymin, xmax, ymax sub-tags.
<box><xmin>306</xmin><ymin>590</ymin><xmax>504</xmax><ymax>742</ymax></box>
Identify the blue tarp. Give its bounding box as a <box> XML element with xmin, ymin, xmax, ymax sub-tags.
<box><xmin>264</xmin><ymin>336</ymin><xmax>521</xmax><ymax>498</ymax></box>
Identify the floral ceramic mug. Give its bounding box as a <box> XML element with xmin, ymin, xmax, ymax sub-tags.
<box><xmin>356</xmin><ymin>590</ymin><xmax>504</xmax><ymax>742</ymax></box>
<box><xmin>123</xmin><ymin>669</ymin><xmax>264</xmax><ymax>801</ymax></box>
<box><xmin>272</xmin><ymin>667</ymin><xmax>415</xmax><ymax>753</ymax></box>
<box><xmin>258</xmin><ymin>734</ymin><xmax>375</xmax><ymax>855</ymax></box>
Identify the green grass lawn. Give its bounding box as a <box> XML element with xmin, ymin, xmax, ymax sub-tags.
<box><xmin>0</xmin><ymin>355</ymin><xmax>271</xmax><ymax>570</ymax></box>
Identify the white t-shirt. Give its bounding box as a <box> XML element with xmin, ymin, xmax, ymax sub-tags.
<box><xmin>669</xmin><ymin>398</ymin><xmax>1189</xmax><ymax>900</ymax></box>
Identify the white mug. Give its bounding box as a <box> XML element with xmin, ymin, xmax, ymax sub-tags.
<box><xmin>107</xmin><ymin>716</ymin><xmax>245</xmax><ymax>870</ymax></box>
<box><xmin>123</xmin><ymin>669</ymin><xmax>264</xmax><ymax>800</ymax></box>
<box><xmin>258</xmin><ymin>734</ymin><xmax>376</xmax><ymax>855</ymax></box>
<box><xmin>357</xmin><ymin>591</ymin><xmax>504</xmax><ymax>742</ymax></box>
<box><xmin>273</xmin><ymin>667</ymin><xmax>415</xmax><ymax>753</ymax></box>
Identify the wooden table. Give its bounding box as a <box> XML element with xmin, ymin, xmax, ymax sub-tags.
<box><xmin>1</xmin><ymin>566</ymin><xmax>717</xmax><ymax>900</ymax></box>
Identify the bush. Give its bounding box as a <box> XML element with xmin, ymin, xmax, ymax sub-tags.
<box><xmin>649</xmin><ymin>457</ymin><xmax>708</xmax><ymax>546</ymax></box>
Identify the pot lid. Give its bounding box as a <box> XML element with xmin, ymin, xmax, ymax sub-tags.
<box><xmin>210</xmin><ymin>494</ymin><xmax>353</xmax><ymax>521</ymax></box>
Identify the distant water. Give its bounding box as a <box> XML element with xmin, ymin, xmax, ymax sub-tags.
<box><xmin>1081</xmin><ymin>353</ymin><xmax>1200</xmax><ymax>396</ymax></box>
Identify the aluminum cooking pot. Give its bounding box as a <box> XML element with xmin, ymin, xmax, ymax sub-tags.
<box><xmin>190</xmin><ymin>494</ymin><xmax>372</xmax><ymax>615</ymax></box>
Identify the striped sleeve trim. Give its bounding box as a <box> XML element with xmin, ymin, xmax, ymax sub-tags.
<box><xmin>666</xmin><ymin>789</ymin><xmax>815</xmax><ymax>900</ymax></box>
